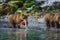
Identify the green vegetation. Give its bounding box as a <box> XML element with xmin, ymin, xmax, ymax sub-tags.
<box><xmin>42</xmin><ymin>1</ymin><xmax>60</xmax><ymax>12</ymax></box>
<box><xmin>0</xmin><ymin>0</ymin><xmax>44</xmax><ymax>16</ymax></box>
<box><xmin>0</xmin><ymin>0</ymin><xmax>60</xmax><ymax>16</ymax></box>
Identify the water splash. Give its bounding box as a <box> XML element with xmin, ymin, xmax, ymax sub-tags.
<box><xmin>0</xmin><ymin>0</ymin><xmax>6</xmax><ymax>2</ymax></box>
<box><xmin>41</xmin><ymin>0</ymin><xmax>60</xmax><ymax>7</ymax></box>
<box><xmin>35</xmin><ymin>0</ymin><xmax>46</xmax><ymax>2</ymax></box>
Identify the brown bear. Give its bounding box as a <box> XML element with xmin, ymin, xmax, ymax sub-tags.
<box><xmin>8</xmin><ymin>12</ymin><xmax>28</xmax><ymax>28</ymax></box>
<box><xmin>8</xmin><ymin>14</ymin><xmax>17</xmax><ymax>28</ymax></box>
<box><xmin>54</xmin><ymin>13</ymin><xmax>60</xmax><ymax>28</ymax></box>
<box><xmin>44</xmin><ymin>12</ymin><xmax>55</xmax><ymax>28</ymax></box>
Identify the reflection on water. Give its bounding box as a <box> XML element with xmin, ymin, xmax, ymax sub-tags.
<box><xmin>0</xmin><ymin>28</ymin><xmax>26</xmax><ymax>40</ymax></box>
<box><xmin>27</xmin><ymin>29</ymin><xmax>60</xmax><ymax>40</ymax></box>
<box><xmin>0</xmin><ymin>28</ymin><xmax>60</xmax><ymax>40</ymax></box>
<box><xmin>27</xmin><ymin>29</ymin><xmax>46</xmax><ymax>40</ymax></box>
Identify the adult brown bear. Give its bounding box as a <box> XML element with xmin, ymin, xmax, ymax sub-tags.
<box><xmin>54</xmin><ymin>13</ymin><xmax>60</xmax><ymax>28</ymax></box>
<box><xmin>44</xmin><ymin>12</ymin><xmax>55</xmax><ymax>28</ymax></box>
<box><xmin>8</xmin><ymin>14</ymin><xmax>18</xmax><ymax>28</ymax></box>
<box><xmin>8</xmin><ymin>12</ymin><xmax>28</xmax><ymax>28</ymax></box>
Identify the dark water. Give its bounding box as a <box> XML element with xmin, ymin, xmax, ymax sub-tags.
<box><xmin>0</xmin><ymin>28</ymin><xmax>26</xmax><ymax>40</ymax></box>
